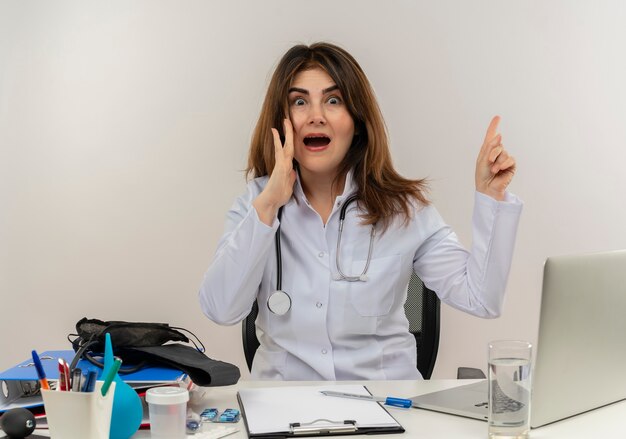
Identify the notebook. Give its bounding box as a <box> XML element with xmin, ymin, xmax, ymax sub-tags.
<box><xmin>410</xmin><ymin>249</ymin><xmax>626</xmax><ymax>428</ymax></box>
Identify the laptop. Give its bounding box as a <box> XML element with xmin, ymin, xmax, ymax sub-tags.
<box><xmin>410</xmin><ymin>249</ymin><xmax>626</xmax><ymax>428</ymax></box>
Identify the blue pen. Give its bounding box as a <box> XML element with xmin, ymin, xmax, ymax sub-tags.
<box><xmin>31</xmin><ymin>350</ymin><xmax>50</xmax><ymax>390</ymax></box>
<box><xmin>82</xmin><ymin>370</ymin><xmax>97</xmax><ymax>392</ymax></box>
<box><xmin>320</xmin><ymin>390</ymin><xmax>413</xmax><ymax>408</ymax></box>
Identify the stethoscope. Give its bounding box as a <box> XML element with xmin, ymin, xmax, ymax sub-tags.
<box><xmin>267</xmin><ymin>194</ymin><xmax>377</xmax><ymax>315</ymax></box>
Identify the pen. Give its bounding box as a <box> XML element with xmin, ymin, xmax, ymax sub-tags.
<box><xmin>82</xmin><ymin>370</ymin><xmax>97</xmax><ymax>392</ymax></box>
<box><xmin>320</xmin><ymin>390</ymin><xmax>413</xmax><ymax>408</ymax></box>
<box><xmin>71</xmin><ymin>367</ymin><xmax>83</xmax><ymax>392</ymax></box>
<box><xmin>31</xmin><ymin>350</ymin><xmax>50</xmax><ymax>390</ymax></box>
<box><xmin>101</xmin><ymin>357</ymin><xmax>122</xmax><ymax>396</ymax></box>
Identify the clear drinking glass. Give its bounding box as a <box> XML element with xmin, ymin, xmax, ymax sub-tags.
<box><xmin>488</xmin><ymin>340</ymin><xmax>532</xmax><ymax>439</ymax></box>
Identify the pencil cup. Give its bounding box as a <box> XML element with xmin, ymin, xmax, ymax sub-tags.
<box><xmin>41</xmin><ymin>381</ymin><xmax>116</xmax><ymax>439</ymax></box>
<box><xmin>146</xmin><ymin>387</ymin><xmax>189</xmax><ymax>439</ymax></box>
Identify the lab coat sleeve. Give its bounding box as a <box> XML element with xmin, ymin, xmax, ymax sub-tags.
<box><xmin>414</xmin><ymin>191</ymin><xmax>523</xmax><ymax>318</ymax></box>
<box><xmin>198</xmin><ymin>183</ymin><xmax>279</xmax><ymax>325</ymax></box>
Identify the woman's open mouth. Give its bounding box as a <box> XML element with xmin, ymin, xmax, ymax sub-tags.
<box><xmin>303</xmin><ymin>135</ymin><xmax>331</xmax><ymax>148</ymax></box>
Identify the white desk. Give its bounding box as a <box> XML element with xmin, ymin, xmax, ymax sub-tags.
<box><xmin>7</xmin><ymin>380</ymin><xmax>625</xmax><ymax>438</ymax></box>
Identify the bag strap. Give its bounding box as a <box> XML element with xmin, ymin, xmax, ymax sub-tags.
<box><xmin>169</xmin><ymin>326</ymin><xmax>205</xmax><ymax>353</ymax></box>
<box><xmin>67</xmin><ymin>333</ymin><xmax>146</xmax><ymax>374</ymax></box>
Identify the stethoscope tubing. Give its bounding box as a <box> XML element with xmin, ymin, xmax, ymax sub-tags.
<box><xmin>335</xmin><ymin>194</ymin><xmax>374</xmax><ymax>282</ymax></box>
<box><xmin>275</xmin><ymin>206</ymin><xmax>284</xmax><ymax>291</ymax></box>
<box><xmin>268</xmin><ymin>194</ymin><xmax>373</xmax><ymax>315</ymax></box>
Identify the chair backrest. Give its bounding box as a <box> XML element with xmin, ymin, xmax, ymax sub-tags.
<box><xmin>242</xmin><ymin>271</ymin><xmax>441</xmax><ymax>378</ymax></box>
<box><xmin>242</xmin><ymin>300</ymin><xmax>261</xmax><ymax>373</ymax></box>
<box><xmin>404</xmin><ymin>271</ymin><xmax>440</xmax><ymax>379</ymax></box>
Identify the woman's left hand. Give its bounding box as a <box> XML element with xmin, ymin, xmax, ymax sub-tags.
<box><xmin>475</xmin><ymin>115</ymin><xmax>516</xmax><ymax>201</ymax></box>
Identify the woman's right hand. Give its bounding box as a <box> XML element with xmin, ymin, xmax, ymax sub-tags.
<box><xmin>253</xmin><ymin>119</ymin><xmax>297</xmax><ymax>226</ymax></box>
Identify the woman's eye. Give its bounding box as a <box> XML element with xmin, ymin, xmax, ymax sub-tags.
<box><xmin>328</xmin><ymin>96</ymin><xmax>341</xmax><ymax>105</ymax></box>
<box><xmin>293</xmin><ymin>98</ymin><xmax>306</xmax><ymax>106</ymax></box>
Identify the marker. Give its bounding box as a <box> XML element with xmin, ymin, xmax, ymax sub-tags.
<box><xmin>57</xmin><ymin>359</ymin><xmax>70</xmax><ymax>391</ymax></box>
<box><xmin>320</xmin><ymin>390</ymin><xmax>413</xmax><ymax>408</ymax></box>
<box><xmin>31</xmin><ymin>350</ymin><xmax>50</xmax><ymax>390</ymax></box>
<box><xmin>100</xmin><ymin>358</ymin><xmax>122</xmax><ymax>396</ymax></box>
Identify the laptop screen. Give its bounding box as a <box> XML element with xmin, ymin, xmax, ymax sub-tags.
<box><xmin>530</xmin><ymin>249</ymin><xmax>626</xmax><ymax>427</ymax></box>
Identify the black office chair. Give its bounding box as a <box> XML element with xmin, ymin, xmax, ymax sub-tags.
<box><xmin>241</xmin><ymin>271</ymin><xmax>441</xmax><ymax>379</ymax></box>
<box><xmin>404</xmin><ymin>271</ymin><xmax>440</xmax><ymax>379</ymax></box>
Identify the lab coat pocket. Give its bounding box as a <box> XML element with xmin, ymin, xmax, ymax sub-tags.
<box><xmin>349</xmin><ymin>254</ymin><xmax>401</xmax><ymax>317</ymax></box>
<box><xmin>251</xmin><ymin>349</ymin><xmax>287</xmax><ymax>380</ymax></box>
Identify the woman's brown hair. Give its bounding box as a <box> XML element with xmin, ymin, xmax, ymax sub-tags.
<box><xmin>246</xmin><ymin>42</ymin><xmax>429</xmax><ymax>230</ymax></box>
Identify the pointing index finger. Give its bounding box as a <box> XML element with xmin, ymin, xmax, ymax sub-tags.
<box><xmin>483</xmin><ymin>115</ymin><xmax>501</xmax><ymax>144</ymax></box>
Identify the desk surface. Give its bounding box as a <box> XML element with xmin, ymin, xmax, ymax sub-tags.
<box><xmin>5</xmin><ymin>380</ymin><xmax>624</xmax><ymax>438</ymax></box>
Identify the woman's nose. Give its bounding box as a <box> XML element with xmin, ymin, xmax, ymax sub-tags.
<box><xmin>308</xmin><ymin>104</ymin><xmax>326</xmax><ymax>125</ymax></box>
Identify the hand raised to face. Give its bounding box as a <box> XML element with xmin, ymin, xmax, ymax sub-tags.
<box><xmin>252</xmin><ymin>119</ymin><xmax>297</xmax><ymax>226</ymax></box>
<box><xmin>475</xmin><ymin>116</ymin><xmax>517</xmax><ymax>201</ymax></box>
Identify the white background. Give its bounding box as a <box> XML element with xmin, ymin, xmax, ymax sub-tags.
<box><xmin>1</xmin><ymin>1</ymin><xmax>625</xmax><ymax>379</ymax></box>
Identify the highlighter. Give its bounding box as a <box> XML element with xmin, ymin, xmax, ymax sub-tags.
<box><xmin>101</xmin><ymin>357</ymin><xmax>122</xmax><ymax>396</ymax></box>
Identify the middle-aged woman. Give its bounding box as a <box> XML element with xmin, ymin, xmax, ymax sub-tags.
<box><xmin>199</xmin><ymin>42</ymin><xmax>523</xmax><ymax>381</ymax></box>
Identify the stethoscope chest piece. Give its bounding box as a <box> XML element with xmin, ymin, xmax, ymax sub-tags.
<box><xmin>267</xmin><ymin>290</ymin><xmax>292</xmax><ymax>315</ymax></box>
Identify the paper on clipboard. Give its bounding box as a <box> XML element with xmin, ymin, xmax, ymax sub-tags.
<box><xmin>237</xmin><ymin>384</ymin><xmax>404</xmax><ymax>437</ymax></box>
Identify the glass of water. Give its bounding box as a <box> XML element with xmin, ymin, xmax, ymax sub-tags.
<box><xmin>488</xmin><ymin>340</ymin><xmax>532</xmax><ymax>439</ymax></box>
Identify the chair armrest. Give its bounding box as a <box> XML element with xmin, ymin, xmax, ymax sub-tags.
<box><xmin>457</xmin><ymin>367</ymin><xmax>486</xmax><ymax>379</ymax></box>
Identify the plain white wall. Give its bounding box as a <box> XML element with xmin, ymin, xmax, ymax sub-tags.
<box><xmin>2</xmin><ymin>1</ymin><xmax>625</xmax><ymax>379</ymax></box>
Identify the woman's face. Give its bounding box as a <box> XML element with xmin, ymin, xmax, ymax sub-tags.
<box><xmin>288</xmin><ymin>67</ymin><xmax>355</xmax><ymax>181</ymax></box>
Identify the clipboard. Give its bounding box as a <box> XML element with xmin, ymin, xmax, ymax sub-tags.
<box><xmin>237</xmin><ymin>384</ymin><xmax>405</xmax><ymax>438</ymax></box>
